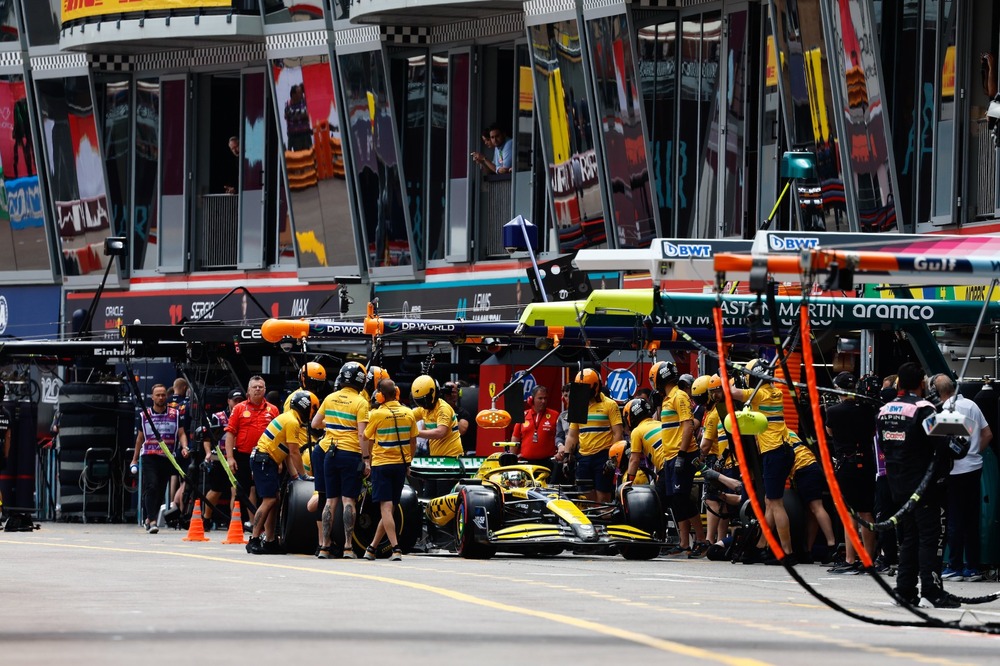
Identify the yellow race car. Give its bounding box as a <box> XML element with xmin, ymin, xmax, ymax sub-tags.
<box><xmin>423</xmin><ymin>450</ymin><xmax>664</xmax><ymax>560</ymax></box>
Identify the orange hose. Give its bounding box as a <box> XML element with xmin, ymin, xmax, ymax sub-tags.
<box><xmin>713</xmin><ymin>306</ymin><xmax>785</xmax><ymax>559</ymax></box>
<box><xmin>798</xmin><ymin>304</ymin><xmax>873</xmax><ymax>568</ymax></box>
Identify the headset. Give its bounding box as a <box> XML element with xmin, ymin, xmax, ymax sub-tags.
<box><xmin>374</xmin><ymin>383</ymin><xmax>401</xmax><ymax>404</ymax></box>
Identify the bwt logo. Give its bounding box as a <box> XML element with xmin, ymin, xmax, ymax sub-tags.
<box><xmin>661</xmin><ymin>242</ymin><xmax>712</xmax><ymax>258</ymax></box>
<box><xmin>768</xmin><ymin>236</ymin><xmax>820</xmax><ymax>251</ymax></box>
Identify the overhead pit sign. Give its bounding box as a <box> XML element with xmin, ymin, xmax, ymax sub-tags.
<box><xmin>63</xmin><ymin>0</ymin><xmax>231</xmax><ymax>23</ymax></box>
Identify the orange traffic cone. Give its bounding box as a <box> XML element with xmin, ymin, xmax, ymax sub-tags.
<box><xmin>183</xmin><ymin>500</ymin><xmax>210</xmax><ymax>542</ymax></box>
<box><xmin>222</xmin><ymin>500</ymin><xmax>247</xmax><ymax>545</ymax></box>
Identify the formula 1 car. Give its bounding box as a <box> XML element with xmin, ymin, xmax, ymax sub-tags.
<box><xmin>421</xmin><ymin>449</ymin><xmax>665</xmax><ymax>560</ymax></box>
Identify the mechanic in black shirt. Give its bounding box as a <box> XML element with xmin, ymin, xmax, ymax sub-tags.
<box><xmin>825</xmin><ymin>372</ymin><xmax>877</xmax><ymax>574</ymax></box>
<box><xmin>876</xmin><ymin>362</ymin><xmax>959</xmax><ymax>608</ymax></box>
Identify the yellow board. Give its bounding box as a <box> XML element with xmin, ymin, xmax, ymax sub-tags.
<box><xmin>765</xmin><ymin>36</ymin><xmax>778</xmax><ymax>87</ymax></box>
<box><xmin>941</xmin><ymin>45</ymin><xmax>956</xmax><ymax>99</ymax></box>
<box><xmin>63</xmin><ymin>1</ymin><xmax>231</xmax><ymax>23</ymax></box>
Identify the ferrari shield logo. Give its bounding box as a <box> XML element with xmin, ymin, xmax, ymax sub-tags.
<box><xmin>489</xmin><ymin>383</ymin><xmax>497</xmax><ymax>398</ymax></box>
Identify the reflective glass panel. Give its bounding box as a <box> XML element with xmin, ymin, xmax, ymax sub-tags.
<box><xmin>134</xmin><ymin>79</ymin><xmax>159</xmax><ymax>271</ymax></box>
<box><xmin>23</xmin><ymin>0</ymin><xmax>59</xmax><ymax>47</ymax></box>
<box><xmin>883</xmin><ymin>0</ymin><xmax>922</xmax><ymax>231</ymax></box>
<box><xmin>586</xmin><ymin>13</ymin><xmax>657</xmax><ymax>247</ymax></box>
<box><xmin>529</xmin><ymin>19</ymin><xmax>605</xmax><ymax>251</ymax></box>
<box><xmin>635</xmin><ymin>17</ymin><xmax>678</xmax><ymax>235</ymax></box>
<box><xmin>35</xmin><ymin>76</ymin><xmax>112</xmax><ymax>277</ymax></box>
<box><xmin>272</xmin><ymin>55</ymin><xmax>356</xmax><ymax>270</ymax></box>
<box><xmin>678</xmin><ymin>13</ymin><xmax>722</xmax><ymax>239</ymax></box>
<box><xmin>338</xmin><ymin>49</ymin><xmax>412</xmax><ymax>269</ymax></box>
<box><xmin>0</xmin><ymin>76</ymin><xmax>48</xmax><ymax>272</ymax></box>
<box><xmin>262</xmin><ymin>0</ymin><xmax>325</xmax><ymax>23</ymax></box>
<box><xmin>722</xmin><ymin>10</ymin><xmax>749</xmax><ymax>238</ymax></box>
<box><xmin>828</xmin><ymin>0</ymin><xmax>899</xmax><ymax>231</ymax></box>
<box><xmin>390</xmin><ymin>54</ymin><xmax>427</xmax><ymax>269</ymax></box>
<box><xmin>931</xmin><ymin>0</ymin><xmax>956</xmax><ymax>220</ymax></box>
<box><xmin>0</xmin><ymin>0</ymin><xmax>18</xmax><ymax>41</ymax></box>
<box><xmin>96</xmin><ymin>79</ymin><xmax>132</xmax><ymax>253</ymax></box>
<box><xmin>426</xmin><ymin>53</ymin><xmax>448</xmax><ymax>261</ymax></box>
<box><xmin>771</xmin><ymin>0</ymin><xmax>849</xmax><ymax>231</ymax></box>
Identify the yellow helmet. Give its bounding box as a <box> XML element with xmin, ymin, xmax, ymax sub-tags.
<box><xmin>411</xmin><ymin>374</ymin><xmax>439</xmax><ymax>408</ymax></box>
<box><xmin>691</xmin><ymin>375</ymin><xmax>713</xmax><ymax>398</ymax></box>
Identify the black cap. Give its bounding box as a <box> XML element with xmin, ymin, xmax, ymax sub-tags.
<box><xmin>228</xmin><ymin>388</ymin><xmax>246</xmax><ymax>401</ymax></box>
<box><xmin>833</xmin><ymin>372</ymin><xmax>857</xmax><ymax>390</ymax></box>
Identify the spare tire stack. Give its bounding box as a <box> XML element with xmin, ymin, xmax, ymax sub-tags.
<box><xmin>57</xmin><ymin>383</ymin><xmax>126</xmax><ymax>521</ymax></box>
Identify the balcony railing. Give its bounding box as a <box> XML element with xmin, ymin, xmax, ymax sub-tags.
<box><xmin>974</xmin><ymin>118</ymin><xmax>998</xmax><ymax>219</ymax></box>
<box><xmin>198</xmin><ymin>194</ymin><xmax>239</xmax><ymax>270</ymax></box>
<box><xmin>481</xmin><ymin>175</ymin><xmax>512</xmax><ymax>258</ymax></box>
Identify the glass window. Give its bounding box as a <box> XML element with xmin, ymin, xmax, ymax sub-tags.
<box><xmin>95</xmin><ymin>78</ymin><xmax>132</xmax><ymax>268</ymax></box>
<box><xmin>133</xmin><ymin>79</ymin><xmax>159</xmax><ymax>272</ymax></box>
<box><xmin>35</xmin><ymin>76</ymin><xmax>113</xmax><ymax>277</ymax></box>
<box><xmin>426</xmin><ymin>53</ymin><xmax>448</xmax><ymax>261</ymax></box>
<box><xmin>338</xmin><ymin>49</ymin><xmax>413</xmax><ymax>270</ymax></box>
<box><xmin>721</xmin><ymin>10</ymin><xmax>750</xmax><ymax>238</ymax></box>
<box><xmin>635</xmin><ymin>17</ymin><xmax>678</xmax><ymax>236</ymax></box>
<box><xmin>529</xmin><ymin>19</ymin><xmax>606</xmax><ymax>251</ymax></box>
<box><xmin>0</xmin><ymin>75</ymin><xmax>49</xmax><ymax>272</ymax></box>
<box><xmin>22</xmin><ymin>0</ymin><xmax>59</xmax><ymax>48</ymax></box>
<box><xmin>272</xmin><ymin>55</ymin><xmax>357</xmax><ymax>271</ymax></box>
<box><xmin>390</xmin><ymin>53</ymin><xmax>427</xmax><ymax>269</ymax></box>
<box><xmin>771</xmin><ymin>0</ymin><xmax>850</xmax><ymax>231</ymax></box>
<box><xmin>931</xmin><ymin>0</ymin><xmax>957</xmax><ymax>221</ymax></box>
<box><xmin>262</xmin><ymin>0</ymin><xmax>326</xmax><ymax>24</ymax></box>
<box><xmin>586</xmin><ymin>13</ymin><xmax>657</xmax><ymax>247</ymax></box>
<box><xmin>829</xmin><ymin>0</ymin><xmax>899</xmax><ymax>232</ymax></box>
<box><xmin>0</xmin><ymin>0</ymin><xmax>19</xmax><ymax>42</ymax></box>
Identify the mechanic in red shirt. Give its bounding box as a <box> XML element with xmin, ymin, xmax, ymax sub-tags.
<box><xmin>225</xmin><ymin>375</ymin><xmax>278</xmax><ymax>526</ymax></box>
<box><xmin>512</xmin><ymin>385</ymin><xmax>559</xmax><ymax>470</ymax></box>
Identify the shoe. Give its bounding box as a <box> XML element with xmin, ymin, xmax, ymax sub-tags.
<box><xmin>941</xmin><ymin>567</ymin><xmax>963</xmax><ymax>580</ymax></box>
<box><xmin>343</xmin><ymin>550</ymin><xmax>358</xmax><ymax>560</ymax></box>
<box><xmin>246</xmin><ymin>537</ymin><xmax>261</xmax><ymax>554</ymax></box>
<box><xmin>893</xmin><ymin>589</ymin><xmax>919</xmax><ymax>607</ymax></box>
<box><xmin>389</xmin><ymin>549</ymin><xmax>402</xmax><ymax>562</ymax></box>
<box><xmin>874</xmin><ymin>558</ymin><xmax>896</xmax><ymax>576</ymax></box>
<box><xmin>828</xmin><ymin>561</ymin><xmax>861</xmax><ymax>575</ymax></box>
<box><xmin>741</xmin><ymin>548</ymin><xmax>764</xmax><ymax>565</ymax></box>
<box><xmin>919</xmin><ymin>591</ymin><xmax>961</xmax><ymax>609</ymax></box>
<box><xmin>817</xmin><ymin>545</ymin><xmax>837</xmax><ymax>565</ymax></box>
<box><xmin>144</xmin><ymin>522</ymin><xmax>151</xmax><ymax>533</ymax></box>
<box><xmin>763</xmin><ymin>554</ymin><xmax>797</xmax><ymax>566</ymax></box>
<box><xmin>664</xmin><ymin>544</ymin><xmax>691</xmax><ymax>556</ymax></box>
<box><xmin>148</xmin><ymin>524</ymin><xmax>159</xmax><ymax>535</ymax></box>
<box><xmin>961</xmin><ymin>568</ymin><xmax>983</xmax><ymax>582</ymax></box>
<box><xmin>688</xmin><ymin>542</ymin><xmax>710</xmax><ymax>559</ymax></box>
<box><xmin>316</xmin><ymin>547</ymin><xmax>331</xmax><ymax>560</ymax></box>
<box><xmin>363</xmin><ymin>545</ymin><xmax>377</xmax><ymax>561</ymax></box>
<box><xmin>262</xmin><ymin>540</ymin><xmax>283</xmax><ymax>554</ymax></box>
<box><xmin>202</xmin><ymin>519</ymin><xmax>213</xmax><ymax>533</ymax></box>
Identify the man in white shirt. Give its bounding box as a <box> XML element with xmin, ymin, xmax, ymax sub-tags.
<box><xmin>932</xmin><ymin>375</ymin><xmax>993</xmax><ymax>581</ymax></box>
<box><xmin>471</xmin><ymin>125</ymin><xmax>513</xmax><ymax>175</ymax></box>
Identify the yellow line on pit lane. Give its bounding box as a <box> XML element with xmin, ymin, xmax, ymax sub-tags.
<box><xmin>2</xmin><ymin>540</ymin><xmax>771</xmax><ymax>666</ymax></box>
<box><xmin>411</xmin><ymin>566</ymin><xmax>985</xmax><ymax>666</ymax></box>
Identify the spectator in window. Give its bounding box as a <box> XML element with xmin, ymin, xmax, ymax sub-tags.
<box><xmin>471</xmin><ymin>124</ymin><xmax>513</xmax><ymax>175</ymax></box>
<box><xmin>225</xmin><ymin>136</ymin><xmax>240</xmax><ymax>194</ymax></box>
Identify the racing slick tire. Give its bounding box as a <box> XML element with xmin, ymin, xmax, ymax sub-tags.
<box><xmin>335</xmin><ymin>485</ymin><xmax>422</xmax><ymax>558</ymax></box>
<box><xmin>618</xmin><ymin>484</ymin><xmax>662</xmax><ymax>561</ymax></box>
<box><xmin>456</xmin><ymin>487</ymin><xmax>500</xmax><ymax>559</ymax></box>
<box><xmin>279</xmin><ymin>478</ymin><xmax>321</xmax><ymax>555</ymax></box>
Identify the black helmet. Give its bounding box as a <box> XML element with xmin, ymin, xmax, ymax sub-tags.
<box><xmin>287</xmin><ymin>390</ymin><xmax>318</xmax><ymax>423</ymax></box>
<box><xmin>623</xmin><ymin>398</ymin><xmax>654</xmax><ymax>431</ymax></box>
<box><xmin>652</xmin><ymin>361</ymin><xmax>680</xmax><ymax>390</ymax></box>
<box><xmin>338</xmin><ymin>361</ymin><xmax>367</xmax><ymax>391</ymax></box>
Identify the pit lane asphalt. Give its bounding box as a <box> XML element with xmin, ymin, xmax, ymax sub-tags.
<box><xmin>3</xmin><ymin>523</ymin><xmax>1000</xmax><ymax>665</ymax></box>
